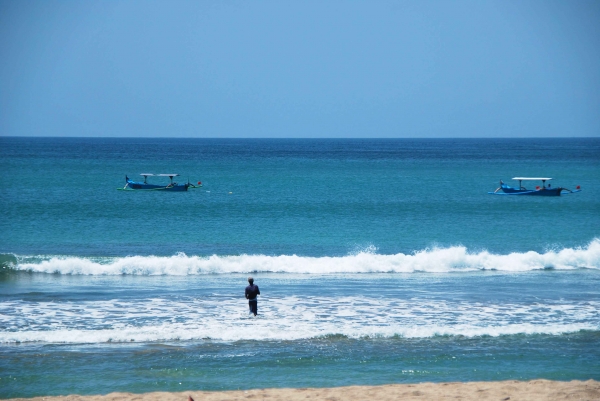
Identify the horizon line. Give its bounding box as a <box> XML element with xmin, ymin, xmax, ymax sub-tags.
<box><xmin>1</xmin><ymin>136</ymin><xmax>599</xmax><ymax>140</ymax></box>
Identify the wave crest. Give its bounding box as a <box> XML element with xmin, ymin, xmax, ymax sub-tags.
<box><xmin>10</xmin><ymin>239</ymin><xmax>600</xmax><ymax>275</ymax></box>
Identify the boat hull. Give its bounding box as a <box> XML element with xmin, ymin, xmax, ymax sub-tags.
<box><xmin>489</xmin><ymin>184</ymin><xmax>562</xmax><ymax>196</ymax></box>
<box><xmin>512</xmin><ymin>188</ymin><xmax>562</xmax><ymax>196</ymax></box>
<box><xmin>124</xmin><ymin>181</ymin><xmax>189</xmax><ymax>191</ymax></box>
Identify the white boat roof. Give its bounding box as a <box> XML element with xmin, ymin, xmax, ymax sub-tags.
<box><xmin>139</xmin><ymin>173</ymin><xmax>180</xmax><ymax>177</ymax></box>
<box><xmin>512</xmin><ymin>177</ymin><xmax>552</xmax><ymax>181</ymax></box>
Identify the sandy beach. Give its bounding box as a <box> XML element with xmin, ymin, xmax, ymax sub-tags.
<box><xmin>5</xmin><ymin>380</ymin><xmax>599</xmax><ymax>401</ymax></box>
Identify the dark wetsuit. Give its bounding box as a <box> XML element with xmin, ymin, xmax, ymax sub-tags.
<box><xmin>245</xmin><ymin>284</ymin><xmax>260</xmax><ymax>316</ymax></box>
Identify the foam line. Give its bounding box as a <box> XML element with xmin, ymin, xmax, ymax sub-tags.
<box><xmin>10</xmin><ymin>239</ymin><xmax>600</xmax><ymax>275</ymax></box>
<box><xmin>1</xmin><ymin>296</ymin><xmax>598</xmax><ymax>344</ymax></box>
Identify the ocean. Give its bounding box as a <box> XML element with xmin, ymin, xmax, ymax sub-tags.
<box><xmin>1</xmin><ymin>137</ymin><xmax>599</xmax><ymax>398</ymax></box>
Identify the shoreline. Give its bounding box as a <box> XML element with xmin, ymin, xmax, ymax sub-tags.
<box><xmin>5</xmin><ymin>380</ymin><xmax>599</xmax><ymax>401</ymax></box>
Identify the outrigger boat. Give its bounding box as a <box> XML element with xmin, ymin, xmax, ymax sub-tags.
<box><xmin>489</xmin><ymin>177</ymin><xmax>581</xmax><ymax>196</ymax></box>
<box><xmin>119</xmin><ymin>174</ymin><xmax>201</xmax><ymax>192</ymax></box>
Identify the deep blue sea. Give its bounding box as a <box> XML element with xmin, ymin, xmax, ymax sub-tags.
<box><xmin>1</xmin><ymin>137</ymin><xmax>599</xmax><ymax>398</ymax></box>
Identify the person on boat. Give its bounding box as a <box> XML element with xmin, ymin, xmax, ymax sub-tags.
<box><xmin>494</xmin><ymin>180</ymin><xmax>504</xmax><ymax>193</ymax></box>
<box><xmin>245</xmin><ymin>277</ymin><xmax>260</xmax><ymax>316</ymax></box>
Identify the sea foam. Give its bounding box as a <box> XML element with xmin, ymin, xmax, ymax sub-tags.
<box><xmin>9</xmin><ymin>239</ymin><xmax>600</xmax><ymax>275</ymax></box>
<box><xmin>1</xmin><ymin>296</ymin><xmax>598</xmax><ymax>344</ymax></box>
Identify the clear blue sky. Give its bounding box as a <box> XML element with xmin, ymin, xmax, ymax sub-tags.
<box><xmin>1</xmin><ymin>0</ymin><xmax>599</xmax><ymax>138</ymax></box>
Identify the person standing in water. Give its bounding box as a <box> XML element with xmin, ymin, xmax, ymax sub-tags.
<box><xmin>245</xmin><ymin>277</ymin><xmax>260</xmax><ymax>316</ymax></box>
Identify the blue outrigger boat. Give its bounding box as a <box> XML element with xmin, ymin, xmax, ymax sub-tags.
<box><xmin>120</xmin><ymin>174</ymin><xmax>201</xmax><ymax>192</ymax></box>
<box><xmin>489</xmin><ymin>177</ymin><xmax>581</xmax><ymax>196</ymax></box>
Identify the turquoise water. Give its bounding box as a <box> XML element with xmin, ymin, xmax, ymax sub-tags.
<box><xmin>0</xmin><ymin>137</ymin><xmax>599</xmax><ymax>398</ymax></box>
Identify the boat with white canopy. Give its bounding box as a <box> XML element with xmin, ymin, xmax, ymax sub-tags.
<box><xmin>489</xmin><ymin>177</ymin><xmax>581</xmax><ymax>196</ymax></box>
<box><xmin>120</xmin><ymin>174</ymin><xmax>201</xmax><ymax>192</ymax></box>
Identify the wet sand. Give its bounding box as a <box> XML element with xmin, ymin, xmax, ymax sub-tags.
<box><xmin>5</xmin><ymin>379</ymin><xmax>600</xmax><ymax>401</ymax></box>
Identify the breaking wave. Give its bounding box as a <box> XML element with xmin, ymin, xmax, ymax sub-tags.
<box><xmin>7</xmin><ymin>239</ymin><xmax>600</xmax><ymax>275</ymax></box>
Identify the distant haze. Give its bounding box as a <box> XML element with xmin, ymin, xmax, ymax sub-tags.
<box><xmin>1</xmin><ymin>0</ymin><xmax>599</xmax><ymax>138</ymax></box>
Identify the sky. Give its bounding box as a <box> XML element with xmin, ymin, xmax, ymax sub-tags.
<box><xmin>1</xmin><ymin>0</ymin><xmax>599</xmax><ymax>138</ymax></box>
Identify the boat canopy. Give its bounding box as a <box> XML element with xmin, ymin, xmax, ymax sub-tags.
<box><xmin>139</xmin><ymin>173</ymin><xmax>180</xmax><ymax>177</ymax></box>
<box><xmin>512</xmin><ymin>177</ymin><xmax>552</xmax><ymax>181</ymax></box>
